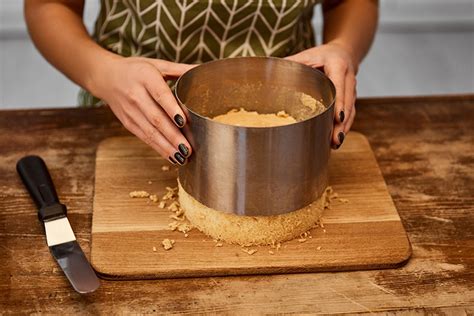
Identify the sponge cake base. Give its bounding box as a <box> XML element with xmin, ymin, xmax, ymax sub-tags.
<box><xmin>178</xmin><ymin>181</ymin><xmax>329</xmax><ymax>246</ymax></box>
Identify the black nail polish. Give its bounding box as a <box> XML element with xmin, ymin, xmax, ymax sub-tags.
<box><xmin>178</xmin><ymin>143</ymin><xmax>189</xmax><ymax>157</ymax></box>
<box><xmin>338</xmin><ymin>131</ymin><xmax>345</xmax><ymax>145</ymax></box>
<box><xmin>339</xmin><ymin>111</ymin><xmax>345</xmax><ymax>123</ymax></box>
<box><xmin>174</xmin><ymin>114</ymin><xmax>184</xmax><ymax>128</ymax></box>
<box><xmin>169</xmin><ymin>156</ymin><xmax>177</xmax><ymax>164</ymax></box>
<box><xmin>174</xmin><ymin>152</ymin><xmax>185</xmax><ymax>165</ymax></box>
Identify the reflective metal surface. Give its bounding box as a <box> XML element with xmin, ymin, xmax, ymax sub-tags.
<box><xmin>51</xmin><ymin>241</ymin><xmax>100</xmax><ymax>294</ymax></box>
<box><xmin>175</xmin><ymin>57</ymin><xmax>335</xmax><ymax>216</ymax></box>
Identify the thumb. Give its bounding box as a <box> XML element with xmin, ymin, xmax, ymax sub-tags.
<box><xmin>285</xmin><ymin>48</ymin><xmax>325</xmax><ymax>69</ymax></box>
<box><xmin>284</xmin><ymin>52</ymin><xmax>307</xmax><ymax>63</ymax></box>
<box><xmin>146</xmin><ymin>59</ymin><xmax>198</xmax><ymax>79</ymax></box>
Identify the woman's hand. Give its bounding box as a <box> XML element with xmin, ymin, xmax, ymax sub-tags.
<box><xmin>24</xmin><ymin>1</ymin><xmax>196</xmax><ymax>163</ymax></box>
<box><xmin>286</xmin><ymin>42</ymin><xmax>357</xmax><ymax>149</ymax></box>
<box><xmin>91</xmin><ymin>56</ymin><xmax>196</xmax><ymax>164</ymax></box>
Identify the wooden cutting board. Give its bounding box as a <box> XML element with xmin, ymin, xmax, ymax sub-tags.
<box><xmin>91</xmin><ymin>132</ymin><xmax>411</xmax><ymax>279</ymax></box>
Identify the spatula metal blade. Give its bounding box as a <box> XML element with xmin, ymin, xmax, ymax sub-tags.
<box><xmin>50</xmin><ymin>241</ymin><xmax>100</xmax><ymax>294</ymax></box>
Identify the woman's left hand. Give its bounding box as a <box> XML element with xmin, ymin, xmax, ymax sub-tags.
<box><xmin>285</xmin><ymin>42</ymin><xmax>357</xmax><ymax>149</ymax></box>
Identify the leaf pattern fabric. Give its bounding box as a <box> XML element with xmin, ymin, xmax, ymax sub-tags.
<box><xmin>80</xmin><ymin>0</ymin><xmax>320</xmax><ymax>106</ymax></box>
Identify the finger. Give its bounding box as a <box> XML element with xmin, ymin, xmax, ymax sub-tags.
<box><xmin>343</xmin><ymin>104</ymin><xmax>356</xmax><ymax>134</ymax></box>
<box><xmin>285</xmin><ymin>52</ymin><xmax>308</xmax><ymax>64</ymax></box>
<box><xmin>331</xmin><ymin>124</ymin><xmax>346</xmax><ymax>150</ymax></box>
<box><xmin>143</xmin><ymin>70</ymin><xmax>188</xmax><ymax>128</ymax></box>
<box><xmin>342</xmin><ymin>72</ymin><xmax>356</xmax><ymax>125</ymax></box>
<box><xmin>126</xmin><ymin>105</ymin><xmax>187</xmax><ymax>165</ymax></box>
<box><xmin>285</xmin><ymin>52</ymin><xmax>324</xmax><ymax>68</ymax></box>
<box><xmin>118</xmin><ymin>110</ymin><xmax>175</xmax><ymax>163</ymax></box>
<box><xmin>147</xmin><ymin>59</ymin><xmax>197</xmax><ymax>79</ymax></box>
<box><xmin>107</xmin><ymin>101</ymin><xmax>177</xmax><ymax>160</ymax></box>
<box><xmin>325</xmin><ymin>62</ymin><xmax>347</xmax><ymax>124</ymax></box>
<box><xmin>137</xmin><ymin>87</ymin><xmax>193</xmax><ymax>158</ymax></box>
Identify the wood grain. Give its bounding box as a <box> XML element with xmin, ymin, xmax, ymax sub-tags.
<box><xmin>1</xmin><ymin>96</ymin><xmax>473</xmax><ymax>314</ymax></box>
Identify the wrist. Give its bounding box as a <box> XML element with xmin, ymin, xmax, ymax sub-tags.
<box><xmin>327</xmin><ymin>40</ymin><xmax>359</xmax><ymax>73</ymax></box>
<box><xmin>84</xmin><ymin>51</ymin><xmax>123</xmax><ymax>97</ymax></box>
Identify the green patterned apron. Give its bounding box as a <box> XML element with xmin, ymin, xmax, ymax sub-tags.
<box><xmin>79</xmin><ymin>0</ymin><xmax>320</xmax><ymax>106</ymax></box>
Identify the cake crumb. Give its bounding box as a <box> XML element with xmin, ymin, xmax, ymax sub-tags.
<box><xmin>158</xmin><ymin>201</ymin><xmax>166</xmax><ymax>209</ymax></box>
<box><xmin>168</xmin><ymin>221</ymin><xmax>180</xmax><ymax>231</ymax></box>
<box><xmin>152</xmin><ymin>246</ymin><xmax>157</xmax><ymax>252</ymax></box>
<box><xmin>241</xmin><ymin>248</ymin><xmax>257</xmax><ymax>255</ymax></box>
<box><xmin>161</xmin><ymin>165</ymin><xmax>170</xmax><ymax>171</ymax></box>
<box><xmin>339</xmin><ymin>198</ymin><xmax>349</xmax><ymax>204</ymax></box>
<box><xmin>298</xmin><ymin>238</ymin><xmax>307</xmax><ymax>243</ymax></box>
<box><xmin>275</xmin><ymin>243</ymin><xmax>281</xmax><ymax>251</ymax></box>
<box><xmin>175</xmin><ymin>207</ymin><xmax>184</xmax><ymax>217</ymax></box>
<box><xmin>177</xmin><ymin>222</ymin><xmax>192</xmax><ymax>233</ymax></box>
<box><xmin>323</xmin><ymin>229</ymin><xmax>327</xmax><ymax>233</ymax></box>
<box><xmin>162</xmin><ymin>186</ymin><xmax>178</xmax><ymax>201</ymax></box>
<box><xmin>317</xmin><ymin>246</ymin><xmax>322</xmax><ymax>250</ymax></box>
<box><xmin>300</xmin><ymin>231</ymin><xmax>311</xmax><ymax>239</ymax></box>
<box><xmin>162</xmin><ymin>239</ymin><xmax>175</xmax><ymax>250</ymax></box>
<box><xmin>149</xmin><ymin>194</ymin><xmax>158</xmax><ymax>203</ymax></box>
<box><xmin>129</xmin><ymin>190</ymin><xmax>150</xmax><ymax>198</ymax></box>
<box><xmin>169</xmin><ymin>214</ymin><xmax>184</xmax><ymax>221</ymax></box>
<box><xmin>268</xmin><ymin>250</ymin><xmax>275</xmax><ymax>255</ymax></box>
<box><xmin>215</xmin><ymin>243</ymin><xmax>223</xmax><ymax>247</ymax></box>
<box><xmin>276</xmin><ymin>110</ymin><xmax>290</xmax><ymax>118</ymax></box>
<box><xmin>148</xmin><ymin>180</ymin><xmax>152</xmax><ymax>185</ymax></box>
<box><xmin>168</xmin><ymin>201</ymin><xmax>180</xmax><ymax>213</ymax></box>
<box><xmin>184</xmin><ymin>233</ymin><xmax>189</xmax><ymax>238</ymax></box>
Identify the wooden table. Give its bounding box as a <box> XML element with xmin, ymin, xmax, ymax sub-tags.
<box><xmin>1</xmin><ymin>95</ymin><xmax>473</xmax><ymax>314</ymax></box>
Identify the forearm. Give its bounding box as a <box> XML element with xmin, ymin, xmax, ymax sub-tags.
<box><xmin>323</xmin><ymin>0</ymin><xmax>378</xmax><ymax>71</ymax></box>
<box><xmin>24</xmin><ymin>0</ymin><xmax>119</xmax><ymax>94</ymax></box>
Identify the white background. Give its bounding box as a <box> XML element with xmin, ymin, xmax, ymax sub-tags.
<box><xmin>0</xmin><ymin>0</ymin><xmax>473</xmax><ymax>109</ymax></box>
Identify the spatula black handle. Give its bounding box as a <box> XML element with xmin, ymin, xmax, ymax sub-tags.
<box><xmin>16</xmin><ymin>155</ymin><xmax>67</xmax><ymax>221</ymax></box>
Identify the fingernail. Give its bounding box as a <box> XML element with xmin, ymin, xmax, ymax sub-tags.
<box><xmin>174</xmin><ymin>152</ymin><xmax>185</xmax><ymax>165</ymax></box>
<box><xmin>174</xmin><ymin>114</ymin><xmax>184</xmax><ymax>128</ymax></box>
<box><xmin>338</xmin><ymin>131</ymin><xmax>345</xmax><ymax>145</ymax></box>
<box><xmin>178</xmin><ymin>143</ymin><xmax>189</xmax><ymax>157</ymax></box>
<box><xmin>339</xmin><ymin>111</ymin><xmax>345</xmax><ymax>123</ymax></box>
<box><xmin>169</xmin><ymin>156</ymin><xmax>177</xmax><ymax>164</ymax></box>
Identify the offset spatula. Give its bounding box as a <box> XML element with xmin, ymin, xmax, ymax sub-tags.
<box><xmin>16</xmin><ymin>155</ymin><xmax>100</xmax><ymax>293</ymax></box>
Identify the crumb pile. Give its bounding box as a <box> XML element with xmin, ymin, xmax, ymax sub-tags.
<box><xmin>161</xmin><ymin>238</ymin><xmax>175</xmax><ymax>250</ymax></box>
<box><xmin>211</xmin><ymin>92</ymin><xmax>326</xmax><ymax>128</ymax></box>
<box><xmin>212</xmin><ymin>108</ymin><xmax>296</xmax><ymax>127</ymax></box>
<box><xmin>129</xmin><ymin>185</ymin><xmax>194</xmax><ymax>250</ymax></box>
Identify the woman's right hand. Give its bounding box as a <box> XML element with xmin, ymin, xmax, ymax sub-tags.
<box><xmin>90</xmin><ymin>56</ymin><xmax>196</xmax><ymax>165</ymax></box>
